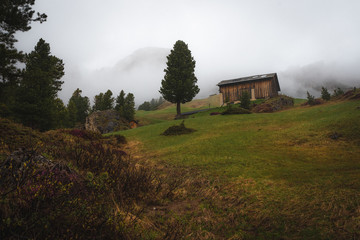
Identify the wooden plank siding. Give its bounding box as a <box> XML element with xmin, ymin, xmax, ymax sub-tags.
<box><xmin>219</xmin><ymin>77</ymin><xmax>279</xmax><ymax>103</ymax></box>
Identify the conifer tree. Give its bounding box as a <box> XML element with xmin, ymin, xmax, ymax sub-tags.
<box><xmin>15</xmin><ymin>38</ymin><xmax>64</xmax><ymax>131</ymax></box>
<box><xmin>123</xmin><ymin>93</ymin><xmax>135</xmax><ymax>120</ymax></box>
<box><xmin>93</xmin><ymin>90</ymin><xmax>114</xmax><ymax>111</ymax></box>
<box><xmin>0</xmin><ymin>1</ymin><xmax>47</xmax><ymax>108</ymax></box>
<box><xmin>67</xmin><ymin>100</ymin><xmax>77</xmax><ymax>127</ymax></box>
<box><xmin>159</xmin><ymin>40</ymin><xmax>199</xmax><ymax>117</ymax></box>
<box><xmin>68</xmin><ymin>88</ymin><xmax>90</xmax><ymax>124</ymax></box>
<box><xmin>306</xmin><ymin>91</ymin><xmax>315</xmax><ymax>105</ymax></box>
<box><xmin>115</xmin><ymin>90</ymin><xmax>125</xmax><ymax>112</ymax></box>
<box><xmin>103</xmin><ymin>90</ymin><xmax>114</xmax><ymax>109</ymax></box>
<box><xmin>53</xmin><ymin>98</ymin><xmax>69</xmax><ymax>128</ymax></box>
<box><xmin>321</xmin><ymin>87</ymin><xmax>331</xmax><ymax>101</ymax></box>
<box><xmin>138</xmin><ymin>101</ymin><xmax>151</xmax><ymax>111</ymax></box>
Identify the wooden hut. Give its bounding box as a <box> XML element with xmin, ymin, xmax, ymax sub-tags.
<box><xmin>217</xmin><ymin>73</ymin><xmax>281</xmax><ymax>103</ymax></box>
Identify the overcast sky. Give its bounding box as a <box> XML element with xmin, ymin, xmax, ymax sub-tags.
<box><xmin>15</xmin><ymin>0</ymin><xmax>360</xmax><ymax>104</ymax></box>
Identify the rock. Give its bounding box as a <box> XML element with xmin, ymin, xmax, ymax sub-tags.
<box><xmin>85</xmin><ymin>110</ymin><xmax>130</xmax><ymax>134</ymax></box>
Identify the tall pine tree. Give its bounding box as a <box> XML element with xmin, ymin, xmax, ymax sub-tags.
<box><xmin>53</xmin><ymin>98</ymin><xmax>69</xmax><ymax>128</ymax></box>
<box><xmin>68</xmin><ymin>88</ymin><xmax>90</xmax><ymax>125</ymax></box>
<box><xmin>15</xmin><ymin>38</ymin><xmax>64</xmax><ymax>131</ymax></box>
<box><xmin>123</xmin><ymin>93</ymin><xmax>135</xmax><ymax>121</ymax></box>
<box><xmin>0</xmin><ymin>0</ymin><xmax>47</xmax><ymax>114</ymax></box>
<box><xmin>115</xmin><ymin>90</ymin><xmax>125</xmax><ymax>112</ymax></box>
<box><xmin>159</xmin><ymin>40</ymin><xmax>199</xmax><ymax>117</ymax></box>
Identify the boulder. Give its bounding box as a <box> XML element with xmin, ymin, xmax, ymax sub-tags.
<box><xmin>85</xmin><ymin>110</ymin><xmax>130</xmax><ymax>134</ymax></box>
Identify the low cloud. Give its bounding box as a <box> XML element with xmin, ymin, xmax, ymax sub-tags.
<box><xmin>279</xmin><ymin>61</ymin><xmax>360</xmax><ymax>98</ymax></box>
<box><xmin>60</xmin><ymin>47</ymin><xmax>170</xmax><ymax>105</ymax></box>
<box><xmin>59</xmin><ymin>50</ymin><xmax>360</xmax><ymax>106</ymax></box>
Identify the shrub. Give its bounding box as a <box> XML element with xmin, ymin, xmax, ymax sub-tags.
<box><xmin>0</xmin><ymin>120</ymin><xmax>168</xmax><ymax>239</ymax></box>
<box><xmin>222</xmin><ymin>107</ymin><xmax>251</xmax><ymax>115</ymax></box>
<box><xmin>240</xmin><ymin>90</ymin><xmax>251</xmax><ymax>110</ymax></box>
<box><xmin>321</xmin><ymin>87</ymin><xmax>331</xmax><ymax>101</ymax></box>
<box><xmin>0</xmin><ymin>118</ymin><xmax>41</xmax><ymax>153</ymax></box>
<box><xmin>161</xmin><ymin>121</ymin><xmax>196</xmax><ymax>136</ymax></box>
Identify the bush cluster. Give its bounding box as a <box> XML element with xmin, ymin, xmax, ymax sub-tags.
<box><xmin>0</xmin><ymin>124</ymin><xmax>166</xmax><ymax>239</ymax></box>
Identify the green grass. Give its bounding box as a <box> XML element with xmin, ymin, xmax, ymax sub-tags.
<box><xmin>135</xmin><ymin>97</ymin><xmax>222</xmax><ymax>126</ymax></box>
<box><xmin>121</xmin><ymin>101</ymin><xmax>360</xmax><ymax>178</ymax></box>
<box><xmin>135</xmin><ymin>103</ymin><xmax>210</xmax><ymax>125</ymax></box>
<box><xmin>294</xmin><ymin>98</ymin><xmax>307</xmax><ymax>105</ymax></box>
<box><xmin>110</xmin><ymin>99</ymin><xmax>360</xmax><ymax>239</ymax></box>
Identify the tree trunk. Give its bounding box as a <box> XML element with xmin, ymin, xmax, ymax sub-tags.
<box><xmin>176</xmin><ymin>102</ymin><xmax>181</xmax><ymax>117</ymax></box>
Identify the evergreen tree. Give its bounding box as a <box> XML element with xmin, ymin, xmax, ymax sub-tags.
<box><xmin>15</xmin><ymin>38</ymin><xmax>64</xmax><ymax>131</ymax></box>
<box><xmin>159</xmin><ymin>40</ymin><xmax>199</xmax><ymax>117</ymax></box>
<box><xmin>123</xmin><ymin>93</ymin><xmax>135</xmax><ymax>120</ymax></box>
<box><xmin>93</xmin><ymin>93</ymin><xmax>104</xmax><ymax>111</ymax></box>
<box><xmin>138</xmin><ymin>101</ymin><xmax>151</xmax><ymax>111</ymax></box>
<box><xmin>240</xmin><ymin>90</ymin><xmax>251</xmax><ymax>109</ymax></box>
<box><xmin>68</xmin><ymin>88</ymin><xmax>90</xmax><ymax>124</ymax></box>
<box><xmin>103</xmin><ymin>90</ymin><xmax>114</xmax><ymax>109</ymax></box>
<box><xmin>93</xmin><ymin>90</ymin><xmax>114</xmax><ymax>111</ymax></box>
<box><xmin>306</xmin><ymin>91</ymin><xmax>315</xmax><ymax>105</ymax></box>
<box><xmin>0</xmin><ymin>1</ymin><xmax>47</xmax><ymax>108</ymax></box>
<box><xmin>115</xmin><ymin>90</ymin><xmax>125</xmax><ymax>112</ymax></box>
<box><xmin>321</xmin><ymin>87</ymin><xmax>331</xmax><ymax>101</ymax></box>
<box><xmin>53</xmin><ymin>98</ymin><xmax>69</xmax><ymax>128</ymax></box>
<box><xmin>67</xmin><ymin>100</ymin><xmax>77</xmax><ymax>128</ymax></box>
<box><xmin>150</xmin><ymin>98</ymin><xmax>157</xmax><ymax>109</ymax></box>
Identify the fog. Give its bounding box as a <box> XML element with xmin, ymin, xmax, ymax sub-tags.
<box><xmin>15</xmin><ymin>0</ymin><xmax>360</xmax><ymax>104</ymax></box>
<box><xmin>280</xmin><ymin>61</ymin><xmax>360</xmax><ymax>98</ymax></box>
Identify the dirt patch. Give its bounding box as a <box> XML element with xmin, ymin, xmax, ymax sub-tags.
<box><xmin>341</xmin><ymin>89</ymin><xmax>360</xmax><ymax>100</ymax></box>
<box><xmin>301</xmin><ymin>98</ymin><xmax>324</xmax><ymax>106</ymax></box>
<box><xmin>161</xmin><ymin>121</ymin><xmax>196</xmax><ymax>136</ymax></box>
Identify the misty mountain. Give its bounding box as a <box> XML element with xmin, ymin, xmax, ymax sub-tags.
<box><xmin>82</xmin><ymin>47</ymin><xmax>171</xmax><ymax>105</ymax></box>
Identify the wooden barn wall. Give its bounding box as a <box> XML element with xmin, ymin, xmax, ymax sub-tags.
<box><xmin>220</xmin><ymin>78</ymin><xmax>278</xmax><ymax>103</ymax></box>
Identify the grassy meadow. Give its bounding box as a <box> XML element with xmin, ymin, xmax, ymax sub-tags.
<box><xmin>109</xmin><ymin>98</ymin><xmax>360</xmax><ymax>239</ymax></box>
<box><xmin>135</xmin><ymin>94</ymin><xmax>223</xmax><ymax>125</ymax></box>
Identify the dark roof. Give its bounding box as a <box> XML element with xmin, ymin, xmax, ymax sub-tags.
<box><xmin>217</xmin><ymin>73</ymin><xmax>278</xmax><ymax>86</ymax></box>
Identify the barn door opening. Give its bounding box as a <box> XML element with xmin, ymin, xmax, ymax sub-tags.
<box><xmin>251</xmin><ymin>88</ymin><xmax>256</xmax><ymax>100</ymax></box>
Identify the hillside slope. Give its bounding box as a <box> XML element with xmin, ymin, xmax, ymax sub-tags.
<box><xmin>113</xmin><ymin>99</ymin><xmax>360</xmax><ymax>239</ymax></box>
<box><xmin>136</xmin><ymin>94</ymin><xmax>223</xmax><ymax>125</ymax></box>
